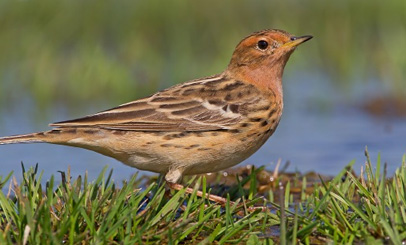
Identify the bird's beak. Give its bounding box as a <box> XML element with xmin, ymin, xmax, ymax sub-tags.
<box><xmin>283</xmin><ymin>35</ymin><xmax>313</xmax><ymax>48</ymax></box>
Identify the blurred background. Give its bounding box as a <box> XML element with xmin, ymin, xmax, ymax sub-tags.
<box><xmin>0</xmin><ymin>0</ymin><xmax>405</xmax><ymax>182</ymax></box>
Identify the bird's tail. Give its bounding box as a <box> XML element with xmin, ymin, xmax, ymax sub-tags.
<box><xmin>0</xmin><ymin>132</ymin><xmax>48</xmax><ymax>145</ymax></box>
<box><xmin>0</xmin><ymin>128</ymin><xmax>124</xmax><ymax>161</ymax></box>
<box><xmin>1</xmin><ymin>128</ymin><xmax>106</xmax><ymax>147</ymax></box>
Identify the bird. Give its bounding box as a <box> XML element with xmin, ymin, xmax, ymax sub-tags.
<box><xmin>0</xmin><ymin>29</ymin><xmax>312</xmax><ymax>192</ymax></box>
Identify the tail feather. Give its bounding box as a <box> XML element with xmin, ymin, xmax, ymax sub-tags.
<box><xmin>1</xmin><ymin>128</ymin><xmax>129</xmax><ymax>163</ymax></box>
<box><xmin>0</xmin><ymin>132</ymin><xmax>47</xmax><ymax>145</ymax></box>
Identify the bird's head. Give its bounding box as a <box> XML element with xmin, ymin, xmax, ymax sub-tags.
<box><xmin>226</xmin><ymin>29</ymin><xmax>312</xmax><ymax>89</ymax></box>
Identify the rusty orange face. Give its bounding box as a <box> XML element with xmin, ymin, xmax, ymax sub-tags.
<box><xmin>229</xmin><ymin>29</ymin><xmax>312</xmax><ymax>68</ymax></box>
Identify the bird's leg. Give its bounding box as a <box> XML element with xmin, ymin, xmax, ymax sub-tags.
<box><xmin>167</xmin><ymin>182</ymin><xmax>230</xmax><ymax>204</ymax></box>
<box><xmin>167</xmin><ymin>182</ymin><xmax>268</xmax><ymax>214</ymax></box>
<box><xmin>165</xmin><ymin>168</ymin><xmax>231</xmax><ymax>205</ymax></box>
<box><xmin>165</xmin><ymin>169</ymin><xmax>267</xmax><ymax>212</ymax></box>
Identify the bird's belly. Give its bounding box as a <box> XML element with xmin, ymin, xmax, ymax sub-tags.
<box><xmin>183</xmin><ymin>132</ymin><xmax>271</xmax><ymax>175</ymax></box>
<box><xmin>122</xmin><ymin>128</ymin><xmax>274</xmax><ymax>175</ymax></box>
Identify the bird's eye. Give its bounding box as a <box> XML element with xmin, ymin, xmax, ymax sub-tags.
<box><xmin>257</xmin><ymin>40</ymin><xmax>268</xmax><ymax>50</ymax></box>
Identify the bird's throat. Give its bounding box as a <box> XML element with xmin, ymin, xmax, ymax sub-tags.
<box><xmin>228</xmin><ymin>61</ymin><xmax>285</xmax><ymax>101</ymax></box>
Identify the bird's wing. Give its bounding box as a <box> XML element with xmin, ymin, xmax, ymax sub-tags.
<box><xmin>50</xmin><ymin>75</ymin><xmax>262</xmax><ymax>132</ymax></box>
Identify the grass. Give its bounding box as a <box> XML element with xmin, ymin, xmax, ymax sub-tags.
<box><xmin>0</xmin><ymin>150</ymin><xmax>406</xmax><ymax>244</ymax></box>
<box><xmin>0</xmin><ymin>165</ymin><xmax>279</xmax><ymax>244</ymax></box>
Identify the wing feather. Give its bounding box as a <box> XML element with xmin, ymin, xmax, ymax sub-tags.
<box><xmin>51</xmin><ymin>75</ymin><xmax>262</xmax><ymax>132</ymax></box>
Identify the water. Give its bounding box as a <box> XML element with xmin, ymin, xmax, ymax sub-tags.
<box><xmin>0</xmin><ymin>73</ymin><xmax>405</xmax><ymax>184</ymax></box>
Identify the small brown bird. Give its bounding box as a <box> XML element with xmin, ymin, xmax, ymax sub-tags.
<box><xmin>0</xmin><ymin>29</ymin><xmax>312</xmax><ymax>187</ymax></box>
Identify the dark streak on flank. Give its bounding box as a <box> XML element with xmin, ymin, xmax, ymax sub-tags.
<box><xmin>246</xmin><ymin>132</ymin><xmax>258</xmax><ymax>138</ymax></box>
<box><xmin>197</xmin><ymin>147</ymin><xmax>211</xmax><ymax>151</ymax></box>
<box><xmin>249</xmin><ymin>117</ymin><xmax>263</xmax><ymax>122</ymax></box>
<box><xmin>184</xmin><ymin>144</ymin><xmax>200</xmax><ymax>149</ymax></box>
<box><xmin>216</xmin><ymin>128</ymin><xmax>239</xmax><ymax>134</ymax></box>
<box><xmin>241</xmin><ymin>123</ymin><xmax>250</xmax><ymax>127</ymax></box>
<box><xmin>163</xmin><ymin>132</ymin><xmax>187</xmax><ymax>140</ymax></box>
<box><xmin>160</xmin><ymin>144</ymin><xmax>173</xmax><ymax>148</ymax></box>
<box><xmin>83</xmin><ymin>130</ymin><xmax>95</xmax><ymax>134</ymax></box>
<box><xmin>163</xmin><ymin>135</ymin><xmax>173</xmax><ymax>140</ymax></box>
<box><xmin>261</xmin><ymin>120</ymin><xmax>269</xmax><ymax>127</ymax></box>
<box><xmin>268</xmin><ymin>109</ymin><xmax>277</xmax><ymax>117</ymax></box>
